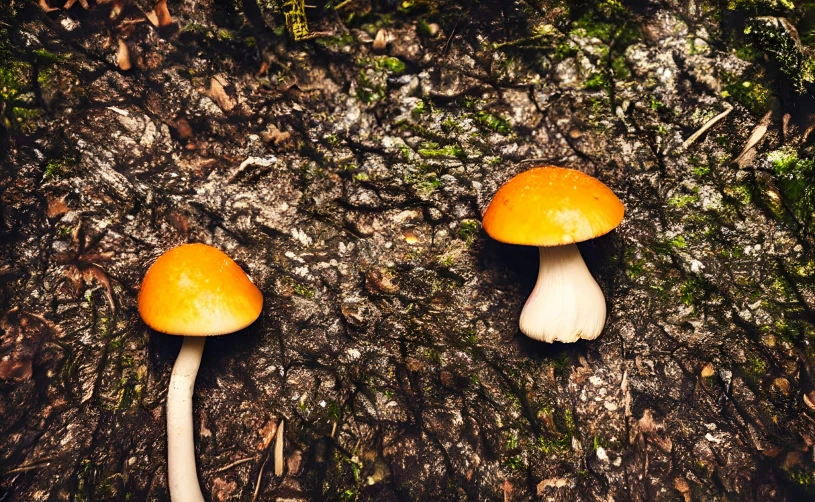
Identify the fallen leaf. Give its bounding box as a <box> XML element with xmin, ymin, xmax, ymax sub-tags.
<box><xmin>154</xmin><ymin>0</ymin><xmax>173</xmax><ymax>27</ymax></box>
<box><xmin>373</xmin><ymin>28</ymin><xmax>388</xmax><ymax>51</ymax></box>
<box><xmin>117</xmin><ymin>39</ymin><xmax>132</xmax><ymax>71</ymax></box>
<box><xmin>205</xmin><ymin>76</ymin><xmax>235</xmax><ymax>112</ymax></box>
<box><xmin>46</xmin><ymin>196</ymin><xmax>69</xmax><ymax>219</ymax></box>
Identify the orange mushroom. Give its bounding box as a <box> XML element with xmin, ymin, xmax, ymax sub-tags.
<box><xmin>139</xmin><ymin>243</ymin><xmax>263</xmax><ymax>501</ymax></box>
<box><xmin>482</xmin><ymin>166</ymin><xmax>624</xmax><ymax>343</ymax></box>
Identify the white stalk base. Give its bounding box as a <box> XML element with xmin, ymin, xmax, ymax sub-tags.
<box><xmin>518</xmin><ymin>244</ymin><xmax>607</xmax><ymax>343</ymax></box>
<box><xmin>167</xmin><ymin>336</ymin><xmax>206</xmax><ymax>502</ymax></box>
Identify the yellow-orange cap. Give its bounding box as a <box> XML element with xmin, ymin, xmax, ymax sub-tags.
<box><xmin>482</xmin><ymin>166</ymin><xmax>624</xmax><ymax>246</ymax></box>
<box><xmin>138</xmin><ymin>243</ymin><xmax>263</xmax><ymax>336</ymax></box>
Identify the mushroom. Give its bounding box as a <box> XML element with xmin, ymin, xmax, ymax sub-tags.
<box><xmin>138</xmin><ymin>243</ymin><xmax>263</xmax><ymax>501</ymax></box>
<box><xmin>482</xmin><ymin>166</ymin><xmax>624</xmax><ymax>343</ymax></box>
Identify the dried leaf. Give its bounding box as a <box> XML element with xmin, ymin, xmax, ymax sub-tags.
<box><xmin>46</xmin><ymin>196</ymin><xmax>69</xmax><ymax>219</ymax></box>
<box><xmin>205</xmin><ymin>76</ymin><xmax>236</xmax><ymax>112</ymax></box>
<box><xmin>154</xmin><ymin>0</ymin><xmax>173</xmax><ymax>27</ymax></box>
<box><xmin>83</xmin><ymin>264</ymin><xmax>115</xmax><ymax>311</ymax></box>
<box><xmin>734</xmin><ymin>109</ymin><xmax>773</xmax><ymax>168</ymax></box>
<box><xmin>145</xmin><ymin>10</ymin><xmax>159</xmax><ymax>26</ymax></box>
<box><xmin>0</xmin><ymin>309</ymin><xmax>59</xmax><ymax>381</ymax></box>
<box><xmin>373</xmin><ymin>28</ymin><xmax>387</xmax><ymax>51</ymax></box>
<box><xmin>259</xmin><ymin>419</ymin><xmax>278</xmax><ymax>450</ymax></box>
<box><xmin>39</xmin><ymin>0</ymin><xmax>59</xmax><ymax>12</ymax></box>
<box><xmin>64</xmin><ymin>0</ymin><xmax>89</xmax><ymax>9</ymax></box>
<box><xmin>673</xmin><ymin>477</ymin><xmax>691</xmax><ymax>502</ymax></box>
<box><xmin>117</xmin><ymin>39</ymin><xmax>132</xmax><ymax>71</ymax></box>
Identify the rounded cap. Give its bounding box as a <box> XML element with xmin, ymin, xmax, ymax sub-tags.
<box><xmin>482</xmin><ymin>166</ymin><xmax>624</xmax><ymax>246</ymax></box>
<box><xmin>138</xmin><ymin>243</ymin><xmax>263</xmax><ymax>336</ymax></box>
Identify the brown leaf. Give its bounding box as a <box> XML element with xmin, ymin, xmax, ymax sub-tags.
<box><xmin>64</xmin><ymin>0</ymin><xmax>89</xmax><ymax>9</ymax></box>
<box><xmin>173</xmin><ymin>118</ymin><xmax>194</xmax><ymax>140</ymax></box>
<box><xmin>373</xmin><ymin>28</ymin><xmax>388</xmax><ymax>51</ymax></box>
<box><xmin>117</xmin><ymin>39</ymin><xmax>132</xmax><ymax>71</ymax></box>
<box><xmin>673</xmin><ymin>477</ymin><xmax>691</xmax><ymax>502</ymax></box>
<box><xmin>0</xmin><ymin>309</ymin><xmax>59</xmax><ymax>382</ymax></box>
<box><xmin>46</xmin><ymin>196</ymin><xmax>69</xmax><ymax>219</ymax></box>
<box><xmin>206</xmin><ymin>76</ymin><xmax>236</xmax><ymax>112</ymax></box>
<box><xmin>83</xmin><ymin>264</ymin><xmax>115</xmax><ymax>311</ymax></box>
<box><xmin>38</xmin><ymin>0</ymin><xmax>59</xmax><ymax>12</ymax></box>
<box><xmin>259</xmin><ymin>419</ymin><xmax>278</xmax><ymax>450</ymax></box>
<box><xmin>365</xmin><ymin>268</ymin><xmax>398</xmax><ymax>294</ymax></box>
<box><xmin>145</xmin><ymin>9</ymin><xmax>159</xmax><ymax>26</ymax></box>
<box><xmin>154</xmin><ymin>0</ymin><xmax>173</xmax><ymax>27</ymax></box>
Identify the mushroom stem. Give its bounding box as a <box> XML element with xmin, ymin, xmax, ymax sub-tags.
<box><xmin>518</xmin><ymin>243</ymin><xmax>607</xmax><ymax>343</ymax></box>
<box><xmin>167</xmin><ymin>336</ymin><xmax>206</xmax><ymax>502</ymax></box>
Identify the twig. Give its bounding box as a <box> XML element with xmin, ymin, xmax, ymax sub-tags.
<box><xmin>298</xmin><ymin>31</ymin><xmax>336</xmax><ymax>41</ymax></box>
<box><xmin>4</xmin><ymin>457</ymin><xmax>56</xmax><ymax>475</ymax></box>
<box><xmin>333</xmin><ymin>0</ymin><xmax>353</xmax><ymax>9</ymax></box>
<box><xmin>252</xmin><ymin>456</ymin><xmax>268</xmax><ymax>502</ymax></box>
<box><xmin>680</xmin><ymin>105</ymin><xmax>733</xmax><ymax>150</ymax></box>
<box><xmin>442</xmin><ymin>14</ymin><xmax>462</xmax><ymax>56</ymax></box>
<box><xmin>209</xmin><ymin>456</ymin><xmax>257</xmax><ymax>474</ymax></box>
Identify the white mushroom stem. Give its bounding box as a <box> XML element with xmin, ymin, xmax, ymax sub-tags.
<box><xmin>518</xmin><ymin>243</ymin><xmax>607</xmax><ymax>343</ymax></box>
<box><xmin>167</xmin><ymin>336</ymin><xmax>206</xmax><ymax>502</ymax></box>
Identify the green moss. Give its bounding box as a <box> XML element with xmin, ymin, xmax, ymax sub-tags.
<box><xmin>785</xmin><ymin>467</ymin><xmax>815</xmax><ymax>488</ymax></box>
<box><xmin>729</xmin><ymin>184</ymin><xmax>753</xmax><ymax>204</ymax></box>
<box><xmin>584</xmin><ymin>71</ymin><xmax>608</xmax><ymax>90</ymax></box>
<box><xmin>405</xmin><ymin>171</ymin><xmax>441</xmax><ymax>193</ymax></box>
<box><xmin>182</xmin><ymin>23</ymin><xmax>211</xmax><ymax>35</ymax></box>
<box><xmin>417</xmin><ymin>143</ymin><xmax>465</xmax><ymax>158</ymax></box>
<box><xmin>32</xmin><ymin>48</ymin><xmax>67</xmax><ymax>65</ymax></box>
<box><xmin>458</xmin><ymin>220</ymin><xmax>479</xmax><ymax>244</ymax></box>
<box><xmin>357</xmin><ymin>68</ymin><xmax>385</xmax><ymax>103</ymax></box>
<box><xmin>473</xmin><ymin>110</ymin><xmax>510</xmax><ymax>134</ymax></box>
<box><xmin>679</xmin><ymin>275</ymin><xmax>710</xmax><ymax>307</ymax></box>
<box><xmin>721</xmin><ymin>76</ymin><xmax>772</xmax><ymax>115</ymax></box>
<box><xmin>293</xmin><ymin>282</ymin><xmax>314</xmax><ymax>297</ymax></box>
<box><xmin>375</xmin><ymin>56</ymin><xmax>406</xmax><ymax>74</ymax></box>
<box><xmin>504</xmin><ymin>455</ymin><xmax>523</xmax><ymax>469</ymax></box>
<box><xmin>413</xmin><ymin>99</ymin><xmax>429</xmax><ymax>117</ymax></box>
<box><xmin>667</xmin><ymin>193</ymin><xmax>699</xmax><ymax>208</ymax></box>
<box><xmin>744</xmin><ymin>16</ymin><xmax>815</xmax><ymax>94</ymax></box>
<box><xmin>217</xmin><ymin>28</ymin><xmax>236</xmax><ymax>41</ymax></box>
<box><xmin>743</xmin><ymin>355</ymin><xmax>767</xmax><ymax>376</ymax></box>
<box><xmin>626</xmin><ymin>257</ymin><xmax>646</xmax><ymax>279</ymax></box>
<box><xmin>0</xmin><ymin>62</ymin><xmax>29</xmax><ymax>100</ymax></box>
<box><xmin>767</xmin><ymin>146</ymin><xmax>815</xmax><ymax>228</ymax></box>
<box><xmin>670</xmin><ymin>235</ymin><xmax>687</xmax><ymax>248</ymax></box>
<box><xmin>44</xmin><ymin>155</ymin><xmax>75</xmax><ymax>179</ymax></box>
<box><xmin>768</xmin><ymin>146</ymin><xmax>814</xmax><ymax>174</ymax></box>
<box><xmin>728</xmin><ymin>0</ymin><xmax>794</xmax><ymax>13</ymax></box>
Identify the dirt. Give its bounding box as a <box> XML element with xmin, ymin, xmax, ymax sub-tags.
<box><xmin>2</xmin><ymin>0</ymin><xmax>815</xmax><ymax>500</ymax></box>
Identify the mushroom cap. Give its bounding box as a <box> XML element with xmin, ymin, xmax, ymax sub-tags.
<box><xmin>138</xmin><ymin>243</ymin><xmax>263</xmax><ymax>336</ymax></box>
<box><xmin>482</xmin><ymin>166</ymin><xmax>624</xmax><ymax>246</ymax></box>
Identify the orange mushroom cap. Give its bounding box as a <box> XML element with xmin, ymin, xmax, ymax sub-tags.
<box><xmin>138</xmin><ymin>243</ymin><xmax>263</xmax><ymax>336</ymax></box>
<box><xmin>482</xmin><ymin>166</ymin><xmax>624</xmax><ymax>246</ymax></box>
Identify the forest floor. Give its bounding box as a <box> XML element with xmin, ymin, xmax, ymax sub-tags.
<box><xmin>3</xmin><ymin>0</ymin><xmax>815</xmax><ymax>500</ymax></box>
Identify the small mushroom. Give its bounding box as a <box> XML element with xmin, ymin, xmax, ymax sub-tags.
<box><xmin>482</xmin><ymin>166</ymin><xmax>624</xmax><ymax>343</ymax></box>
<box><xmin>139</xmin><ymin>243</ymin><xmax>263</xmax><ymax>501</ymax></box>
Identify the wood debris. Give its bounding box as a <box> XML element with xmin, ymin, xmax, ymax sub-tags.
<box><xmin>274</xmin><ymin>419</ymin><xmax>285</xmax><ymax>476</ymax></box>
